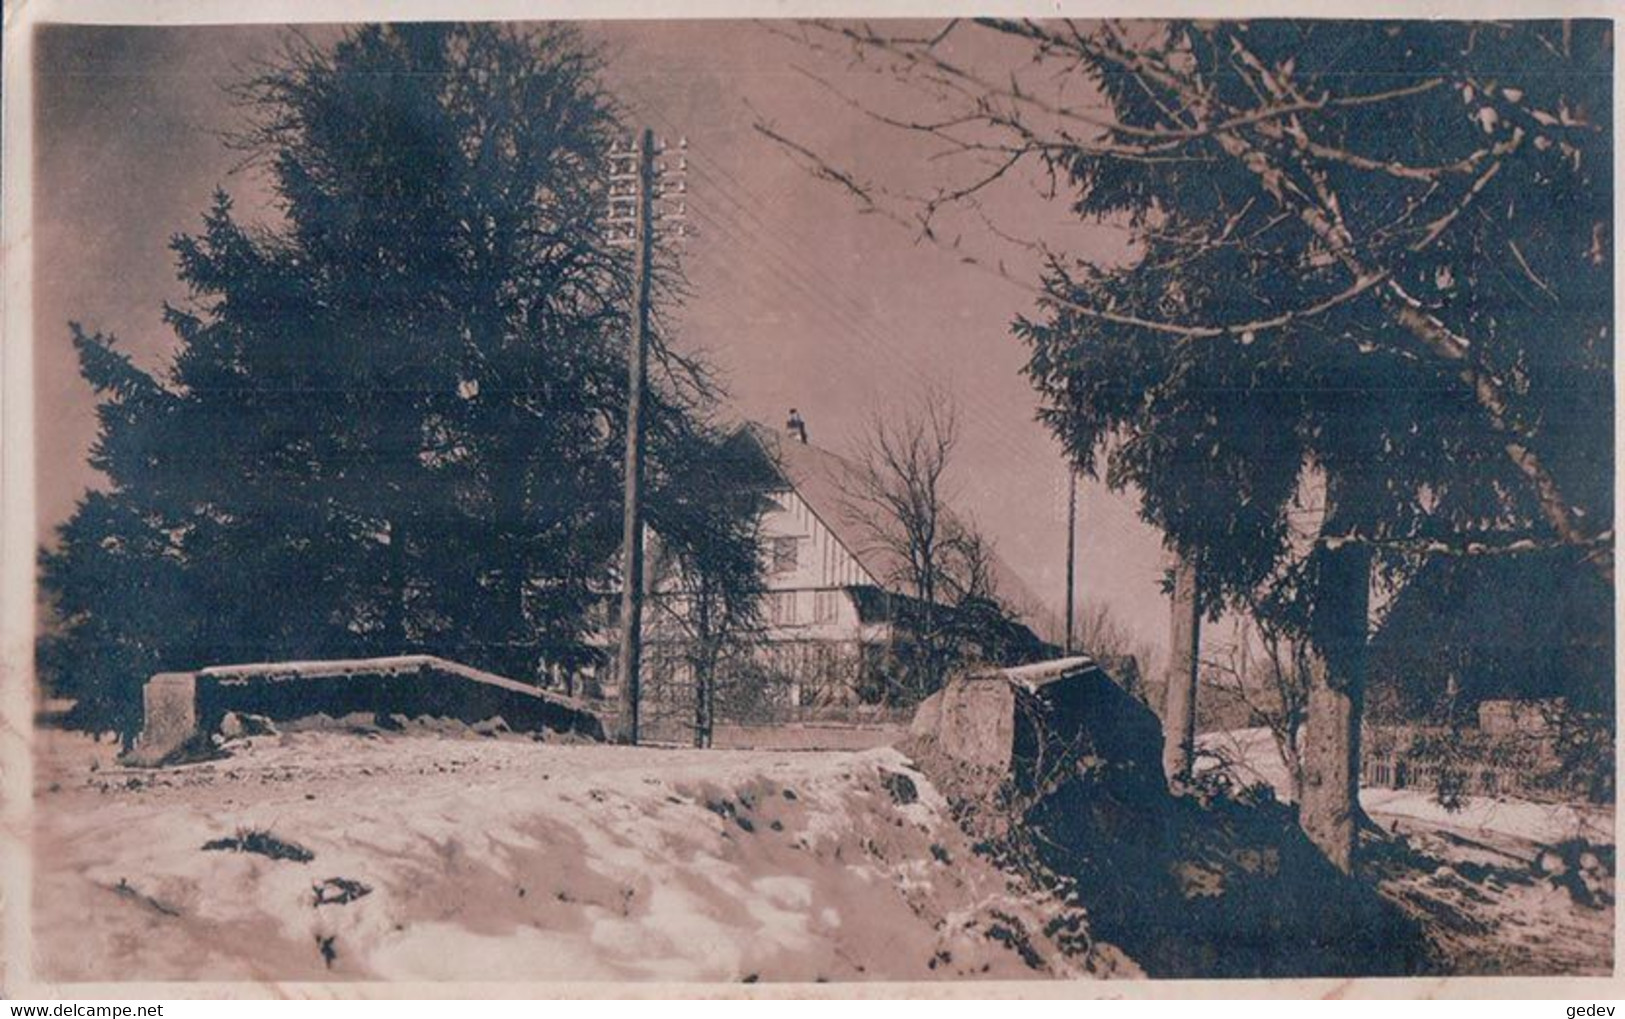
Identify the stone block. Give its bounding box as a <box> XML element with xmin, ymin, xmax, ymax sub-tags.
<box><xmin>128</xmin><ymin>672</ymin><xmax>200</xmax><ymax>765</ymax></box>
<box><xmin>907</xmin><ymin>656</ymin><xmax>1166</xmax><ymax>803</ymax></box>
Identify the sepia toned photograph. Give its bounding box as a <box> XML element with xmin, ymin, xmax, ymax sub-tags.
<box><xmin>7</xmin><ymin>6</ymin><xmax>1616</xmax><ymax>992</ymax></box>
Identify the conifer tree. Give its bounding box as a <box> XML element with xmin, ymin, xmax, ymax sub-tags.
<box><xmin>41</xmin><ymin>24</ymin><xmax>751</xmax><ymax>738</ymax></box>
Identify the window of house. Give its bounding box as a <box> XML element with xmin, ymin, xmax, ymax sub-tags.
<box><xmin>813</xmin><ymin>589</ymin><xmax>839</xmax><ymax>624</ymax></box>
<box><xmin>768</xmin><ymin>591</ymin><xmax>798</xmax><ymax>626</ymax></box>
<box><xmin>811</xmin><ymin>644</ymin><xmax>834</xmax><ymax>676</ymax></box>
<box><xmin>770</xmin><ymin>536</ymin><xmax>799</xmax><ymax>575</ymax></box>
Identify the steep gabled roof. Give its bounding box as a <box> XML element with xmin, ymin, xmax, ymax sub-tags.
<box><xmin>743</xmin><ymin>424</ymin><xmax>1045</xmax><ymax>624</ymax></box>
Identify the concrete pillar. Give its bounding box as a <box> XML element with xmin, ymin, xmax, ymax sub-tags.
<box><xmin>1161</xmin><ymin>556</ymin><xmax>1201</xmax><ymax>787</ymax></box>
<box><xmin>129</xmin><ymin>672</ymin><xmax>200</xmax><ymax>765</ymax></box>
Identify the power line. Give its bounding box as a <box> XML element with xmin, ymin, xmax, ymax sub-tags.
<box><xmin>618</xmin><ymin>83</ymin><xmax>1045</xmax><ymax>469</ymax></box>
<box><xmin>680</xmin><ymin>141</ymin><xmax>1044</xmax><ymax>465</ymax></box>
<box><xmin>617</xmin><ymin>86</ymin><xmax>1077</xmax><ymax>620</ymax></box>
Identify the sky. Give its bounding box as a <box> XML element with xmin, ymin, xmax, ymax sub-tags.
<box><xmin>32</xmin><ymin>19</ymin><xmax>1176</xmax><ymax>663</ymax></box>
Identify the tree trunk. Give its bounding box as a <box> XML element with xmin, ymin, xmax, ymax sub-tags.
<box><xmin>1299</xmin><ymin>511</ymin><xmax>1372</xmax><ymax>873</ymax></box>
<box><xmin>1285</xmin><ymin>724</ymin><xmax>1306</xmax><ymax>806</ymax></box>
<box><xmin>689</xmin><ymin>586</ymin><xmax>715</xmax><ymax>748</ymax></box>
<box><xmin>1301</xmin><ymin>660</ymin><xmax>1363</xmax><ymax>871</ymax></box>
<box><xmin>694</xmin><ymin>658</ymin><xmax>713</xmax><ymax>748</ymax></box>
<box><xmin>1161</xmin><ymin>555</ymin><xmax>1202</xmax><ymax>788</ymax></box>
<box><xmin>504</xmin><ymin>564</ymin><xmax>527</xmax><ymax>680</ymax></box>
<box><xmin>387</xmin><ymin>517</ymin><xmax>409</xmax><ymax>651</ymax></box>
<box><xmin>496</xmin><ymin>458</ymin><xmax>530</xmax><ymax>681</ymax></box>
<box><xmin>921</xmin><ymin>573</ymin><xmax>939</xmax><ymax>698</ymax></box>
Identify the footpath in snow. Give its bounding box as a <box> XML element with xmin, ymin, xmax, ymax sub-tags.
<box><xmin>1199</xmin><ymin>727</ymin><xmax>1614</xmax><ymax>975</ymax></box>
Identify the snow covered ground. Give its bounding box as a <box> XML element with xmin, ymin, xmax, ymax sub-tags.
<box><xmin>31</xmin><ymin>727</ymin><xmax>1134</xmax><ymax>985</ymax></box>
<box><xmin>28</xmin><ymin>722</ymin><xmax>1612</xmax><ymax>984</ymax></box>
<box><xmin>1200</xmin><ymin>727</ymin><xmax>1615</xmax><ymax>975</ymax></box>
<box><xmin>1200</xmin><ymin>726</ymin><xmax>1613</xmax><ymax>845</ymax></box>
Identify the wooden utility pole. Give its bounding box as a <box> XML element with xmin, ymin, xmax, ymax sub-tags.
<box><xmin>1161</xmin><ymin>554</ymin><xmax>1201</xmax><ymax>787</ymax></box>
<box><xmin>613</xmin><ymin>128</ymin><xmax>657</xmax><ymax>746</ymax></box>
<box><xmin>1064</xmin><ymin>471</ymin><xmax>1078</xmax><ymax>655</ymax></box>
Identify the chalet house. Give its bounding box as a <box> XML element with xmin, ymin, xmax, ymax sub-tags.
<box><xmin>585</xmin><ymin>415</ymin><xmax>1050</xmax><ymax>731</ymax></box>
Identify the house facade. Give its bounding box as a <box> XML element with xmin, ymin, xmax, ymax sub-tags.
<box><xmin>582</xmin><ymin>417</ymin><xmax>1050</xmax><ymax>736</ymax></box>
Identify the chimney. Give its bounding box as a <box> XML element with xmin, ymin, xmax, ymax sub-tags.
<box><xmin>786</xmin><ymin>408</ymin><xmax>808</xmax><ymax>444</ymax></box>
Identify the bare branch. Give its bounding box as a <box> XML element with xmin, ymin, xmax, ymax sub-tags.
<box><xmin>753</xmin><ymin>120</ymin><xmax>884</xmax><ymax>213</ymax></box>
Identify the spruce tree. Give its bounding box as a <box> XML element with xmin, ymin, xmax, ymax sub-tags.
<box><xmin>41</xmin><ymin>24</ymin><xmax>746</xmax><ymax>738</ymax></box>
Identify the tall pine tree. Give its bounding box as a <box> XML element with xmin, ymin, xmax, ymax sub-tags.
<box><xmin>765</xmin><ymin>18</ymin><xmax>1610</xmax><ymax>867</ymax></box>
<box><xmin>41</xmin><ymin>23</ymin><xmax>746</xmax><ymax>738</ymax></box>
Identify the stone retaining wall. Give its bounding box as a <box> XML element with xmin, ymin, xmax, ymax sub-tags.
<box><xmin>128</xmin><ymin>655</ymin><xmax>604</xmax><ymax>765</ymax></box>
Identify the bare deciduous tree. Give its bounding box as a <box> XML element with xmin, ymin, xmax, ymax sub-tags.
<box><xmin>1072</xmin><ymin>598</ymin><xmax>1157</xmax><ymax>700</ymax></box>
<box><xmin>1203</xmin><ymin>615</ymin><xmax>1314</xmax><ymax>804</ymax></box>
<box><xmin>942</xmin><ymin>518</ymin><xmax>1000</xmax><ymax>606</ymax></box>
<box><xmin>843</xmin><ymin>393</ymin><xmax>1012</xmax><ymax>699</ymax></box>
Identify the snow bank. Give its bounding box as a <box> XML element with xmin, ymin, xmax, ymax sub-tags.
<box><xmin>1200</xmin><ymin>727</ymin><xmax>1613</xmax><ymax>845</ymax></box>
<box><xmin>34</xmin><ymin>729</ymin><xmax>1132</xmax><ymax>984</ymax></box>
<box><xmin>1361</xmin><ymin>789</ymin><xmax>1613</xmax><ymax>845</ymax></box>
